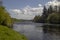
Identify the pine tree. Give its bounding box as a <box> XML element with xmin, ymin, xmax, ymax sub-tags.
<box><xmin>48</xmin><ymin>5</ymin><xmax>53</xmax><ymax>15</ymax></box>
<box><xmin>41</xmin><ymin>6</ymin><xmax>48</xmax><ymax>22</ymax></box>
<box><xmin>42</xmin><ymin>6</ymin><xmax>47</xmax><ymax>16</ymax></box>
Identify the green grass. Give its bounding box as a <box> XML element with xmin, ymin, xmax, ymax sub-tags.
<box><xmin>0</xmin><ymin>25</ymin><xmax>27</xmax><ymax>40</ymax></box>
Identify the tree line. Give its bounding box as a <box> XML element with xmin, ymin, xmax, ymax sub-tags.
<box><xmin>33</xmin><ymin>5</ymin><xmax>60</xmax><ymax>24</ymax></box>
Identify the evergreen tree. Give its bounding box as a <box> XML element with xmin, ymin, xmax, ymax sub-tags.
<box><xmin>33</xmin><ymin>15</ymin><xmax>41</xmax><ymax>23</ymax></box>
<box><xmin>48</xmin><ymin>5</ymin><xmax>53</xmax><ymax>15</ymax></box>
<box><xmin>42</xmin><ymin>6</ymin><xmax>47</xmax><ymax>16</ymax></box>
<box><xmin>42</xmin><ymin>6</ymin><xmax>48</xmax><ymax>22</ymax></box>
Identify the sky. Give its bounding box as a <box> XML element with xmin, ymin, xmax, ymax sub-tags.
<box><xmin>2</xmin><ymin>0</ymin><xmax>60</xmax><ymax>20</ymax></box>
<box><xmin>3</xmin><ymin>0</ymin><xmax>51</xmax><ymax>9</ymax></box>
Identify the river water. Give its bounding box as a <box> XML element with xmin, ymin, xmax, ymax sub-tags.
<box><xmin>13</xmin><ymin>23</ymin><xmax>60</xmax><ymax>40</ymax></box>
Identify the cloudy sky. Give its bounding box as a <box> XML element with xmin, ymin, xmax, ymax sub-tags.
<box><xmin>3</xmin><ymin>0</ymin><xmax>60</xmax><ymax>20</ymax></box>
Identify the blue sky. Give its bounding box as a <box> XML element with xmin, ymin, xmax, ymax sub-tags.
<box><xmin>3</xmin><ymin>0</ymin><xmax>55</xmax><ymax>20</ymax></box>
<box><xmin>3</xmin><ymin>0</ymin><xmax>52</xmax><ymax>9</ymax></box>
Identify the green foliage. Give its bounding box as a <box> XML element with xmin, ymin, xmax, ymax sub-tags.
<box><xmin>12</xmin><ymin>18</ymin><xmax>24</xmax><ymax>22</ymax></box>
<box><xmin>0</xmin><ymin>25</ymin><xmax>27</xmax><ymax>40</ymax></box>
<box><xmin>42</xmin><ymin>6</ymin><xmax>47</xmax><ymax>16</ymax></box>
<box><xmin>0</xmin><ymin>6</ymin><xmax>12</xmax><ymax>28</ymax></box>
<box><xmin>33</xmin><ymin>5</ymin><xmax>60</xmax><ymax>23</ymax></box>
<box><xmin>33</xmin><ymin>15</ymin><xmax>41</xmax><ymax>23</ymax></box>
<box><xmin>33</xmin><ymin>6</ymin><xmax>48</xmax><ymax>23</ymax></box>
<box><xmin>47</xmin><ymin>13</ymin><xmax>60</xmax><ymax>24</ymax></box>
<box><xmin>48</xmin><ymin>6</ymin><xmax>53</xmax><ymax>15</ymax></box>
<box><xmin>40</xmin><ymin>6</ymin><xmax>48</xmax><ymax>23</ymax></box>
<box><xmin>0</xmin><ymin>6</ymin><xmax>27</xmax><ymax>40</ymax></box>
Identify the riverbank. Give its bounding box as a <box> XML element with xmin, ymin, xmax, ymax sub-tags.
<box><xmin>0</xmin><ymin>25</ymin><xmax>27</xmax><ymax>40</ymax></box>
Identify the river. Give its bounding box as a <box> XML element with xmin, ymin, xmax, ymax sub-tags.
<box><xmin>13</xmin><ymin>22</ymin><xmax>60</xmax><ymax>40</ymax></box>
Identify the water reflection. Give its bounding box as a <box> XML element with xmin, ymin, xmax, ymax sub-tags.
<box><xmin>13</xmin><ymin>23</ymin><xmax>60</xmax><ymax>40</ymax></box>
<box><xmin>43</xmin><ymin>25</ymin><xmax>60</xmax><ymax>34</ymax></box>
<box><xmin>43</xmin><ymin>25</ymin><xmax>60</xmax><ymax>40</ymax></box>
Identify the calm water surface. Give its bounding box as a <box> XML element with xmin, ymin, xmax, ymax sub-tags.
<box><xmin>13</xmin><ymin>23</ymin><xmax>60</xmax><ymax>40</ymax></box>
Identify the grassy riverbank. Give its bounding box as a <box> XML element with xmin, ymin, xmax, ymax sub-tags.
<box><xmin>0</xmin><ymin>6</ymin><xmax>27</xmax><ymax>40</ymax></box>
<box><xmin>0</xmin><ymin>25</ymin><xmax>27</xmax><ymax>40</ymax></box>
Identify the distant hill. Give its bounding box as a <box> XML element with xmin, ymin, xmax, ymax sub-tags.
<box><xmin>11</xmin><ymin>18</ymin><xmax>24</xmax><ymax>22</ymax></box>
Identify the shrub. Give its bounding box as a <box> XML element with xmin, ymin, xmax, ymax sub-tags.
<box><xmin>0</xmin><ymin>6</ymin><xmax>13</xmax><ymax>28</ymax></box>
<box><xmin>47</xmin><ymin>13</ymin><xmax>60</xmax><ymax>24</ymax></box>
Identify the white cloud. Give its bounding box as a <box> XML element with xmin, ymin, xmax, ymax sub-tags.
<box><xmin>10</xmin><ymin>4</ymin><xmax>43</xmax><ymax>20</ymax></box>
<box><xmin>23</xmin><ymin>5</ymin><xmax>43</xmax><ymax>16</ymax></box>
<box><xmin>38</xmin><ymin>4</ymin><xmax>42</xmax><ymax>7</ymax></box>
<box><xmin>10</xmin><ymin>9</ymin><xmax>22</xmax><ymax>14</ymax></box>
<box><xmin>45</xmin><ymin>0</ymin><xmax>60</xmax><ymax>7</ymax></box>
<box><xmin>10</xmin><ymin>0</ymin><xmax>60</xmax><ymax>20</ymax></box>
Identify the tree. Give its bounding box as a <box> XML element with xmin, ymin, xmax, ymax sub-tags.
<box><xmin>47</xmin><ymin>13</ymin><xmax>60</xmax><ymax>24</ymax></box>
<box><xmin>0</xmin><ymin>6</ymin><xmax>13</xmax><ymax>28</ymax></box>
<box><xmin>48</xmin><ymin>5</ymin><xmax>53</xmax><ymax>15</ymax></box>
<box><xmin>42</xmin><ymin>6</ymin><xmax>48</xmax><ymax>22</ymax></box>
<box><xmin>33</xmin><ymin>15</ymin><xmax>41</xmax><ymax>23</ymax></box>
<box><xmin>42</xmin><ymin>6</ymin><xmax>48</xmax><ymax>17</ymax></box>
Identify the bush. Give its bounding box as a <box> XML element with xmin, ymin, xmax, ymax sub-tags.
<box><xmin>33</xmin><ymin>15</ymin><xmax>41</xmax><ymax>23</ymax></box>
<box><xmin>47</xmin><ymin>13</ymin><xmax>60</xmax><ymax>24</ymax></box>
<box><xmin>0</xmin><ymin>25</ymin><xmax>27</xmax><ymax>40</ymax></box>
<box><xmin>0</xmin><ymin>6</ymin><xmax>13</xmax><ymax>28</ymax></box>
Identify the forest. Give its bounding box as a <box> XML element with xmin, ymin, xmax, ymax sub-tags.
<box><xmin>33</xmin><ymin>5</ymin><xmax>60</xmax><ymax>24</ymax></box>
